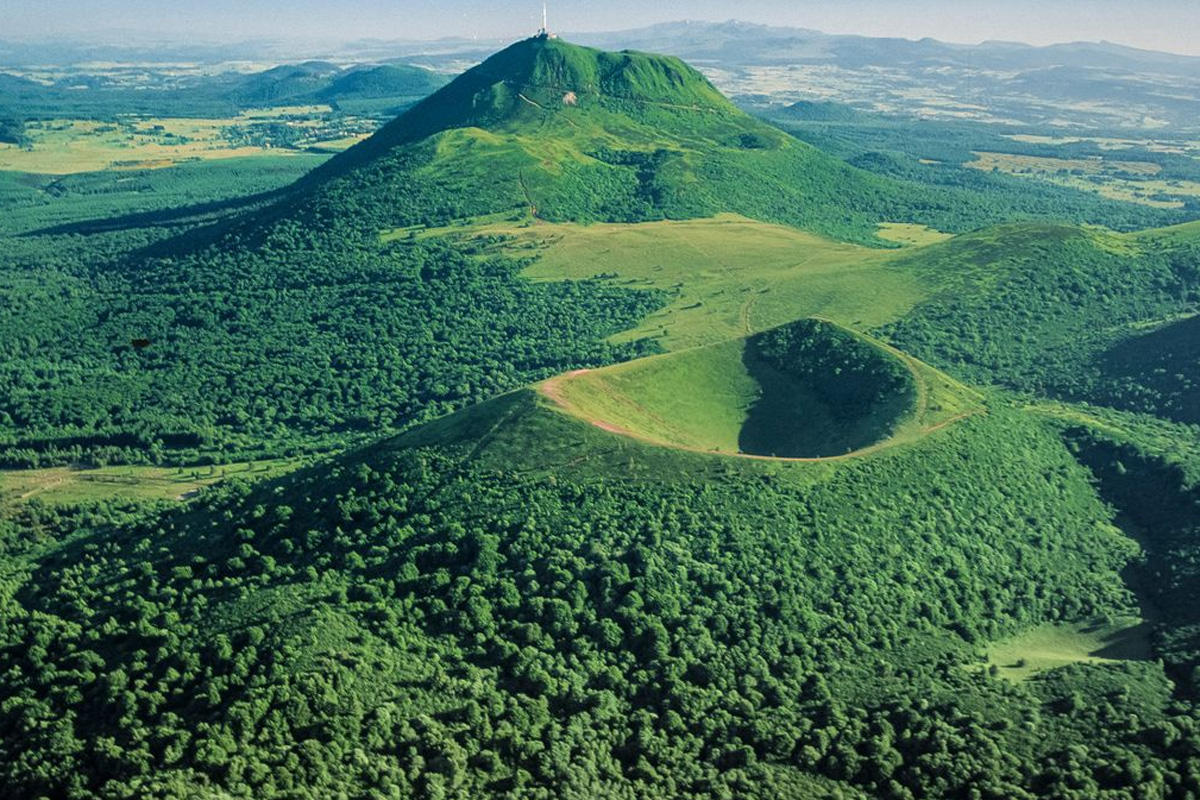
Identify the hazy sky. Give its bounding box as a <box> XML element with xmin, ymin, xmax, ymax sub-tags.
<box><xmin>8</xmin><ymin>0</ymin><xmax>1200</xmax><ymax>57</ymax></box>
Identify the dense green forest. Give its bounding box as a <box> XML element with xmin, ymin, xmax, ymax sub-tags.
<box><xmin>4</xmin><ymin>34</ymin><xmax>1200</xmax><ymax>800</ymax></box>
<box><xmin>0</xmin><ymin>223</ymin><xmax>660</xmax><ymax>466</ymax></box>
<box><xmin>1065</xmin><ymin>427</ymin><xmax>1200</xmax><ymax>683</ymax></box>
<box><xmin>0</xmin><ymin>145</ymin><xmax>663</xmax><ymax>467</ymax></box>
<box><xmin>0</xmin><ymin>117</ymin><xmax>28</xmax><ymax>146</ymax></box>
<box><xmin>4</xmin><ymin>395</ymin><xmax>1200</xmax><ymax>799</ymax></box>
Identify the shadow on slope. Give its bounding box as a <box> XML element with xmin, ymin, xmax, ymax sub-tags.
<box><xmin>738</xmin><ymin>323</ymin><xmax>916</xmax><ymax>458</ymax></box>
<box><xmin>543</xmin><ymin>319</ymin><xmax>923</xmax><ymax>460</ymax></box>
<box><xmin>1097</xmin><ymin>314</ymin><xmax>1200</xmax><ymax>425</ymax></box>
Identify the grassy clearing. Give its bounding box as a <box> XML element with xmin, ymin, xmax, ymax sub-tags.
<box><xmin>986</xmin><ymin>616</ymin><xmax>1151</xmax><ymax>681</ymax></box>
<box><xmin>0</xmin><ymin>458</ymin><xmax>305</xmax><ymax>506</ymax></box>
<box><xmin>876</xmin><ymin>222</ymin><xmax>953</xmax><ymax>247</ymax></box>
<box><xmin>416</xmin><ymin>214</ymin><xmax>923</xmax><ymax>351</ymax></box>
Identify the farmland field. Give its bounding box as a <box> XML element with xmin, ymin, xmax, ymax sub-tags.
<box><xmin>967</xmin><ymin>150</ymin><xmax>1200</xmax><ymax>209</ymax></box>
<box><xmin>0</xmin><ymin>107</ymin><xmax>373</xmax><ymax>174</ymax></box>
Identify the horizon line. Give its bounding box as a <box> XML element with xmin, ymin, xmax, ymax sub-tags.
<box><xmin>2</xmin><ymin>18</ymin><xmax>1198</xmax><ymax>62</ymax></box>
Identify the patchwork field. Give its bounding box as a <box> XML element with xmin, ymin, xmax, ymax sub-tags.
<box><xmin>1001</xmin><ymin>133</ymin><xmax>1200</xmax><ymax>157</ymax></box>
<box><xmin>968</xmin><ymin>151</ymin><xmax>1163</xmax><ymax>177</ymax></box>
<box><xmin>967</xmin><ymin>150</ymin><xmax>1200</xmax><ymax>209</ymax></box>
<box><xmin>0</xmin><ymin>107</ymin><xmax>372</xmax><ymax>174</ymax></box>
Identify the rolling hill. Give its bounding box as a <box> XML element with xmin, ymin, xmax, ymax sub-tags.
<box><xmin>4</xmin><ymin>31</ymin><xmax>1200</xmax><ymax>800</ymax></box>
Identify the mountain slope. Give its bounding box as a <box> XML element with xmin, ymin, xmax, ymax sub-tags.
<box><xmin>265</xmin><ymin>36</ymin><xmax>957</xmax><ymax>244</ymax></box>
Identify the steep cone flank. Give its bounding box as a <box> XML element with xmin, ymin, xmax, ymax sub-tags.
<box><xmin>319</xmin><ymin>37</ymin><xmax>738</xmax><ymax>171</ymax></box>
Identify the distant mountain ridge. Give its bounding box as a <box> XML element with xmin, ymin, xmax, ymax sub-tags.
<box><xmin>0</xmin><ymin>60</ymin><xmax>448</xmax><ymax>119</ymax></box>
<box><xmin>6</xmin><ymin>21</ymin><xmax>1200</xmax><ymax>129</ymax></box>
<box><xmin>575</xmin><ymin>20</ymin><xmax>1200</xmax><ymax>73</ymax></box>
<box><xmin>7</xmin><ymin>20</ymin><xmax>1198</xmax><ymax>73</ymax></box>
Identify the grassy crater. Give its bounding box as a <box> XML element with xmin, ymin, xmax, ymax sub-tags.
<box><xmin>545</xmin><ymin>319</ymin><xmax>924</xmax><ymax>459</ymax></box>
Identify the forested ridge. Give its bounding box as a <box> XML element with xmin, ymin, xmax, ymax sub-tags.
<box><xmin>879</xmin><ymin>222</ymin><xmax>1200</xmax><ymax>422</ymax></box>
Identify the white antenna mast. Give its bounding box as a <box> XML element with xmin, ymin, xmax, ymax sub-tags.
<box><xmin>538</xmin><ymin>3</ymin><xmax>556</xmax><ymax>38</ymax></box>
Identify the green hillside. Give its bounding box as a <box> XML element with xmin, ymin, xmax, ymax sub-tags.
<box><xmin>320</xmin><ymin>64</ymin><xmax>449</xmax><ymax>101</ymax></box>
<box><xmin>279</xmin><ymin>36</ymin><xmax>1064</xmax><ymax>245</ymax></box>
<box><xmin>879</xmin><ymin>221</ymin><xmax>1200</xmax><ymax>418</ymax></box>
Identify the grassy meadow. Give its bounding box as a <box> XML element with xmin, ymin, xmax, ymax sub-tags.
<box><xmin>986</xmin><ymin>615</ymin><xmax>1152</xmax><ymax>681</ymax></box>
<box><xmin>0</xmin><ymin>458</ymin><xmax>306</xmax><ymax>507</ymax></box>
<box><xmin>415</xmin><ymin>214</ymin><xmax>925</xmax><ymax>350</ymax></box>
